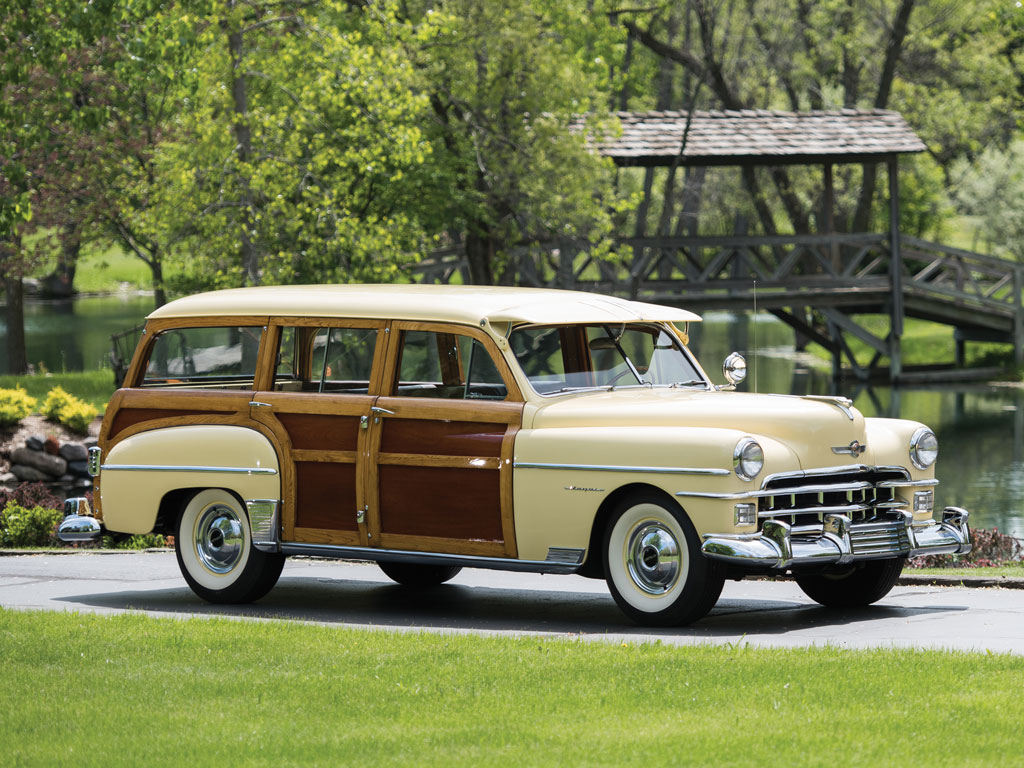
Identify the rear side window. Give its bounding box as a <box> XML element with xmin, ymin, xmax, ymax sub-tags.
<box><xmin>394</xmin><ymin>330</ymin><xmax>507</xmax><ymax>400</ymax></box>
<box><xmin>274</xmin><ymin>325</ymin><xmax>378</xmax><ymax>393</ymax></box>
<box><xmin>142</xmin><ymin>326</ymin><xmax>263</xmax><ymax>389</ymax></box>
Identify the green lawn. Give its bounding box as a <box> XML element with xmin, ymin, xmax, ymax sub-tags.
<box><xmin>908</xmin><ymin>564</ymin><xmax>1024</xmax><ymax>579</ymax></box>
<box><xmin>0</xmin><ymin>370</ymin><xmax>115</xmax><ymax>411</ymax></box>
<box><xmin>0</xmin><ymin>609</ymin><xmax>1021</xmax><ymax>766</ymax></box>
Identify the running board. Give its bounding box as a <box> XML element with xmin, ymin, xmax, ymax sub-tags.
<box><xmin>279</xmin><ymin>543</ymin><xmax>585</xmax><ymax>575</ymax></box>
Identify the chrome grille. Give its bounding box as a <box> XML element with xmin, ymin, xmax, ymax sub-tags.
<box><xmin>758</xmin><ymin>467</ymin><xmax>913</xmax><ymax>557</ymax></box>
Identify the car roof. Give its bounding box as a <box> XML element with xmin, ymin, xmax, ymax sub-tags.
<box><xmin>147</xmin><ymin>284</ymin><xmax>702</xmax><ymax>326</ymax></box>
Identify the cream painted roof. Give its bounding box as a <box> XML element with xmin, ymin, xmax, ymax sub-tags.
<box><xmin>148</xmin><ymin>284</ymin><xmax>702</xmax><ymax>326</ymax></box>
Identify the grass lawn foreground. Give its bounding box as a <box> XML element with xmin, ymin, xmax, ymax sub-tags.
<box><xmin>1</xmin><ymin>609</ymin><xmax>1022</xmax><ymax>766</ymax></box>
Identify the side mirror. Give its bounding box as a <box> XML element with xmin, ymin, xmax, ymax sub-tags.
<box><xmin>722</xmin><ymin>352</ymin><xmax>747</xmax><ymax>389</ymax></box>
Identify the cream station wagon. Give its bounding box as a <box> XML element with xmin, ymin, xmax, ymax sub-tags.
<box><xmin>59</xmin><ymin>284</ymin><xmax>971</xmax><ymax>625</ymax></box>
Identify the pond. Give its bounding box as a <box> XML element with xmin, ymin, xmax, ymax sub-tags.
<box><xmin>2</xmin><ymin>294</ymin><xmax>1021</xmax><ymax>539</ymax></box>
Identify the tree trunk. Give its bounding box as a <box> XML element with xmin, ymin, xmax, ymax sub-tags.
<box><xmin>465</xmin><ymin>228</ymin><xmax>494</xmax><ymax>285</ymax></box>
<box><xmin>151</xmin><ymin>254</ymin><xmax>167</xmax><ymax>308</ymax></box>
<box><xmin>228</xmin><ymin>2</ymin><xmax>259</xmax><ymax>285</ymax></box>
<box><xmin>4</xmin><ymin>276</ymin><xmax>27</xmax><ymax>375</ymax></box>
<box><xmin>42</xmin><ymin>224</ymin><xmax>79</xmax><ymax>299</ymax></box>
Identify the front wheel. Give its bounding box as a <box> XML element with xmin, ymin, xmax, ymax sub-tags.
<box><xmin>175</xmin><ymin>489</ymin><xmax>284</xmax><ymax>604</ymax></box>
<box><xmin>794</xmin><ymin>557</ymin><xmax>905</xmax><ymax>608</ymax></box>
<box><xmin>603</xmin><ymin>493</ymin><xmax>724</xmax><ymax>626</ymax></box>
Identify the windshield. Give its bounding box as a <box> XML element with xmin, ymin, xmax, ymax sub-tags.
<box><xmin>508</xmin><ymin>323</ymin><xmax>707</xmax><ymax>395</ymax></box>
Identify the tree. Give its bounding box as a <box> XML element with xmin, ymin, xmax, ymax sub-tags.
<box><xmin>404</xmin><ymin>0</ymin><xmax>629</xmax><ymax>285</ymax></box>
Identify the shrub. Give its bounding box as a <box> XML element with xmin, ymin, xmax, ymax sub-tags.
<box><xmin>0</xmin><ymin>387</ymin><xmax>38</xmax><ymax>428</ymax></box>
<box><xmin>100</xmin><ymin>532</ymin><xmax>167</xmax><ymax>549</ymax></box>
<box><xmin>40</xmin><ymin>386</ymin><xmax>73</xmax><ymax>421</ymax></box>
<box><xmin>0</xmin><ymin>482</ymin><xmax>65</xmax><ymax>512</ymax></box>
<box><xmin>0</xmin><ymin>502</ymin><xmax>62</xmax><ymax>547</ymax></box>
<box><xmin>42</xmin><ymin>386</ymin><xmax>99</xmax><ymax>434</ymax></box>
<box><xmin>907</xmin><ymin>526</ymin><xmax>1023</xmax><ymax>569</ymax></box>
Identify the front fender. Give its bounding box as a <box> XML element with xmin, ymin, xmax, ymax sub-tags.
<box><xmin>512</xmin><ymin>426</ymin><xmax>799</xmax><ymax>561</ymax></box>
<box><xmin>99</xmin><ymin>425</ymin><xmax>281</xmax><ymax>534</ymax></box>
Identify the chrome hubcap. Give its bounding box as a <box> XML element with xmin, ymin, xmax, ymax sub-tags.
<box><xmin>195</xmin><ymin>504</ymin><xmax>244</xmax><ymax>574</ymax></box>
<box><xmin>626</xmin><ymin>522</ymin><xmax>681</xmax><ymax>594</ymax></box>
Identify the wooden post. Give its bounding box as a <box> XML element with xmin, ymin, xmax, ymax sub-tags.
<box><xmin>823</xmin><ymin>163</ymin><xmax>838</xmax><ymax>273</ymax></box>
<box><xmin>887</xmin><ymin>156</ymin><xmax>903</xmax><ymax>382</ymax></box>
<box><xmin>1015</xmin><ymin>267</ymin><xmax>1024</xmax><ymax>366</ymax></box>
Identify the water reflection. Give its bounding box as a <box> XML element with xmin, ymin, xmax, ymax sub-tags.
<box><xmin>691</xmin><ymin>312</ymin><xmax>1024</xmax><ymax>539</ymax></box>
<box><xmin>2</xmin><ymin>298</ymin><xmax>1021</xmax><ymax>538</ymax></box>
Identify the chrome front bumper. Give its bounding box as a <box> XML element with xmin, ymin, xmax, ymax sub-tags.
<box><xmin>57</xmin><ymin>497</ymin><xmax>103</xmax><ymax>542</ymax></box>
<box><xmin>700</xmin><ymin>507</ymin><xmax>971</xmax><ymax>570</ymax></box>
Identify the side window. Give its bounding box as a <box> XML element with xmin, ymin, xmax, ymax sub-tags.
<box><xmin>394</xmin><ymin>330</ymin><xmax>507</xmax><ymax>400</ymax></box>
<box><xmin>142</xmin><ymin>326</ymin><xmax>262</xmax><ymax>388</ymax></box>
<box><xmin>273</xmin><ymin>326</ymin><xmax>376</xmax><ymax>393</ymax></box>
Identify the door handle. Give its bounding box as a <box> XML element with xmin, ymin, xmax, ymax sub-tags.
<box><xmin>370</xmin><ymin>406</ymin><xmax>395</xmax><ymax>416</ymax></box>
<box><xmin>249</xmin><ymin>401</ymin><xmax>273</xmax><ymax>408</ymax></box>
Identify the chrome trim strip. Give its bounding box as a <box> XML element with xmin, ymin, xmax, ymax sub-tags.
<box><xmin>515</xmin><ymin>461</ymin><xmax>730</xmax><ymax>476</ymax></box>
<box><xmin>877</xmin><ymin>478</ymin><xmax>938</xmax><ymax>488</ymax></box>
<box><xmin>678</xmin><ymin>480</ymin><xmax>875</xmax><ymax>501</ymax></box>
<box><xmin>279</xmin><ymin>543</ymin><xmax>584</xmax><ymax>574</ymax></box>
<box><xmin>100</xmin><ymin>463</ymin><xmax>277</xmax><ymax>475</ymax></box>
<box><xmin>760</xmin><ymin>464</ymin><xmax>906</xmax><ymax>486</ymax></box>
<box><xmin>757</xmin><ymin>503</ymin><xmax>872</xmax><ymax>519</ymax></box>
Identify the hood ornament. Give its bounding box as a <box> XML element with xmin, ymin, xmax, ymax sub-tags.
<box><xmin>832</xmin><ymin>440</ymin><xmax>867</xmax><ymax>456</ymax></box>
<box><xmin>802</xmin><ymin>395</ymin><xmax>855</xmax><ymax>421</ymax></box>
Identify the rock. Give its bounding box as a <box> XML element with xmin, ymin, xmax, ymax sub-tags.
<box><xmin>25</xmin><ymin>435</ymin><xmax>45</xmax><ymax>451</ymax></box>
<box><xmin>44</xmin><ymin>435</ymin><xmax>60</xmax><ymax>455</ymax></box>
<box><xmin>74</xmin><ymin>478</ymin><xmax>92</xmax><ymax>488</ymax></box>
<box><xmin>11</xmin><ymin>465</ymin><xmax>49</xmax><ymax>482</ymax></box>
<box><xmin>59</xmin><ymin>474</ymin><xmax>75</xmax><ymax>483</ymax></box>
<box><xmin>84</xmin><ymin>437</ymin><xmax>99</xmax><ymax>449</ymax></box>
<box><xmin>10</xmin><ymin>447</ymin><xmax>67</xmax><ymax>478</ymax></box>
<box><xmin>59</xmin><ymin>443</ymin><xmax>89</xmax><ymax>462</ymax></box>
<box><xmin>0</xmin><ymin>472</ymin><xmax>18</xmax><ymax>483</ymax></box>
<box><xmin>68</xmin><ymin>460</ymin><xmax>90</xmax><ymax>478</ymax></box>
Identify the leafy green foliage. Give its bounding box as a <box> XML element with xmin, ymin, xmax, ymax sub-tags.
<box><xmin>101</xmin><ymin>532</ymin><xmax>167</xmax><ymax>549</ymax></box>
<box><xmin>0</xmin><ymin>482</ymin><xmax>65</xmax><ymax>513</ymax></box>
<box><xmin>0</xmin><ymin>387</ymin><xmax>37</xmax><ymax>427</ymax></box>
<box><xmin>0</xmin><ymin>502</ymin><xmax>61</xmax><ymax>547</ymax></box>
<box><xmin>40</xmin><ymin>386</ymin><xmax>99</xmax><ymax>433</ymax></box>
<box><xmin>951</xmin><ymin>139</ymin><xmax>1024</xmax><ymax>261</ymax></box>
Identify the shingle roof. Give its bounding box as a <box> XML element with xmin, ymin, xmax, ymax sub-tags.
<box><xmin>591</xmin><ymin>109</ymin><xmax>926</xmax><ymax>166</ymax></box>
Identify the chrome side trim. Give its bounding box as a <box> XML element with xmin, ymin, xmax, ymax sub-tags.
<box><xmin>279</xmin><ymin>543</ymin><xmax>584</xmax><ymax>574</ymax></box>
<box><xmin>246</xmin><ymin>499</ymin><xmax>280</xmax><ymax>553</ymax></box>
<box><xmin>515</xmin><ymin>461</ymin><xmax>730</xmax><ymax>476</ymax></box>
<box><xmin>545</xmin><ymin>547</ymin><xmax>586</xmax><ymax>565</ymax></box>
<box><xmin>100</xmin><ymin>463</ymin><xmax>277</xmax><ymax>476</ymax></box>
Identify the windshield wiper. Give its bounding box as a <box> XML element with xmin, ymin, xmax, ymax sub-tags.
<box><xmin>670</xmin><ymin>379</ymin><xmax>707</xmax><ymax>388</ymax></box>
<box><xmin>544</xmin><ymin>385</ymin><xmax>614</xmax><ymax>395</ymax></box>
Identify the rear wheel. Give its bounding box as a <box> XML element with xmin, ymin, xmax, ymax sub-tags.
<box><xmin>794</xmin><ymin>557</ymin><xmax>905</xmax><ymax>608</ymax></box>
<box><xmin>175</xmin><ymin>489</ymin><xmax>284</xmax><ymax>604</ymax></box>
<box><xmin>378</xmin><ymin>562</ymin><xmax>462</xmax><ymax>587</ymax></box>
<box><xmin>603</xmin><ymin>493</ymin><xmax>724</xmax><ymax>626</ymax></box>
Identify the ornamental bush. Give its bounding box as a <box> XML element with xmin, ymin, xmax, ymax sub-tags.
<box><xmin>0</xmin><ymin>502</ymin><xmax>62</xmax><ymax>548</ymax></box>
<box><xmin>907</xmin><ymin>526</ymin><xmax>1023</xmax><ymax>568</ymax></box>
<box><xmin>0</xmin><ymin>387</ymin><xmax>38</xmax><ymax>428</ymax></box>
<box><xmin>41</xmin><ymin>387</ymin><xmax>99</xmax><ymax>434</ymax></box>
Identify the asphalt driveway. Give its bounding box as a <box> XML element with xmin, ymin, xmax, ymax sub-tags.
<box><xmin>2</xmin><ymin>551</ymin><xmax>1022</xmax><ymax>654</ymax></box>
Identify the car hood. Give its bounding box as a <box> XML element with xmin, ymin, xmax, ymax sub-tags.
<box><xmin>528</xmin><ymin>388</ymin><xmax>868</xmax><ymax>467</ymax></box>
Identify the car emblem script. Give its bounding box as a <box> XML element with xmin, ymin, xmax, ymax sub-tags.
<box><xmin>831</xmin><ymin>440</ymin><xmax>867</xmax><ymax>456</ymax></box>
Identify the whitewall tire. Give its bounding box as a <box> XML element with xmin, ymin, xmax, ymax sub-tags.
<box><xmin>603</xmin><ymin>493</ymin><xmax>724</xmax><ymax>626</ymax></box>
<box><xmin>175</xmin><ymin>489</ymin><xmax>284</xmax><ymax>604</ymax></box>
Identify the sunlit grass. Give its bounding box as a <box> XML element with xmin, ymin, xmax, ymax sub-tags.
<box><xmin>0</xmin><ymin>608</ymin><xmax>1021</xmax><ymax>766</ymax></box>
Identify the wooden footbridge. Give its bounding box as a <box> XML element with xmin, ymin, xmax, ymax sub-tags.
<box><xmin>413</xmin><ymin>231</ymin><xmax>1024</xmax><ymax>383</ymax></box>
<box><xmin>412</xmin><ymin>110</ymin><xmax>1024</xmax><ymax>383</ymax></box>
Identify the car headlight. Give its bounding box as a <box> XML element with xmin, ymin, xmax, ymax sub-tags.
<box><xmin>734</xmin><ymin>438</ymin><xmax>764</xmax><ymax>481</ymax></box>
<box><xmin>910</xmin><ymin>427</ymin><xmax>938</xmax><ymax>469</ymax></box>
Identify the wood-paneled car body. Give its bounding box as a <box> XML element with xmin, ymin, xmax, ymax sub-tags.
<box><xmin>61</xmin><ymin>285</ymin><xmax>971</xmax><ymax>625</ymax></box>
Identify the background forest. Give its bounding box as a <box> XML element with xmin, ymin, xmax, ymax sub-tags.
<box><xmin>2</xmin><ymin>0</ymin><xmax>1023</xmax><ymax>373</ymax></box>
